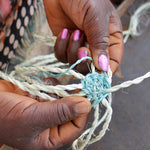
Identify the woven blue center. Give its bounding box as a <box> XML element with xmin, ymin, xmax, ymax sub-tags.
<box><xmin>81</xmin><ymin>72</ymin><xmax>111</xmax><ymax>106</ymax></box>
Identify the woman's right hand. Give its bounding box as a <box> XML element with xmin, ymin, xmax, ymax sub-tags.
<box><xmin>44</xmin><ymin>0</ymin><xmax>124</xmax><ymax>74</ymax></box>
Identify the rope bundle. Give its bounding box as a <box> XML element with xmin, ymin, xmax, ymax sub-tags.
<box><xmin>0</xmin><ymin>54</ymin><xmax>114</xmax><ymax>150</ymax></box>
<box><xmin>0</xmin><ymin>53</ymin><xmax>150</xmax><ymax>150</ymax></box>
<box><xmin>0</xmin><ymin>2</ymin><xmax>150</xmax><ymax>150</ymax></box>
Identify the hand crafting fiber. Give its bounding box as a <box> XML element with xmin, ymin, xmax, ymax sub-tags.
<box><xmin>0</xmin><ymin>2</ymin><xmax>150</xmax><ymax>150</ymax></box>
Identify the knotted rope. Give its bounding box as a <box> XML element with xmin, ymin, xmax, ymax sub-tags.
<box><xmin>0</xmin><ymin>54</ymin><xmax>150</xmax><ymax>150</ymax></box>
<box><xmin>0</xmin><ymin>2</ymin><xmax>150</xmax><ymax>150</ymax></box>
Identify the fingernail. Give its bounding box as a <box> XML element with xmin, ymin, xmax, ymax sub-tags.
<box><xmin>74</xmin><ymin>102</ymin><xmax>90</xmax><ymax>115</ymax></box>
<box><xmin>78</xmin><ymin>49</ymin><xmax>88</xmax><ymax>61</ymax></box>
<box><xmin>61</xmin><ymin>28</ymin><xmax>68</xmax><ymax>39</ymax></box>
<box><xmin>98</xmin><ymin>54</ymin><xmax>108</xmax><ymax>71</ymax></box>
<box><xmin>73</xmin><ymin>30</ymin><xmax>81</xmax><ymax>41</ymax></box>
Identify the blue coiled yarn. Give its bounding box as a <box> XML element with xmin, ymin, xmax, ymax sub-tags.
<box><xmin>81</xmin><ymin>72</ymin><xmax>111</xmax><ymax>106</ymax></box>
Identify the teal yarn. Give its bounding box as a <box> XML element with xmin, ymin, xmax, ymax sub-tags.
<box><xmin>29</xmin><ymin>56</ymin><xmax>92</xmax><ymax>81</ymax></box>
<box><xmin>28</xmin><ymin>56</ymin><xmax>111</xmax><ymax>105</ymax></box>
<box><xmin>30</xmin><ymin>75</ymin><xmax>43</xmax><ymax>84</ymax></box>
<box><xmin>44</xmin><ymin>56</ymin><xmax>92</xmax><ymax>77</ymax></box>
<box><xmin>81</xmin><ymin>72</ymin><xmax>111</xmax><ymax>106</ymax></box>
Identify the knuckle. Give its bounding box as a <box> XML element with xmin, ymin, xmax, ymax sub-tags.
<box><xmin>110</xmin><ymin>11</ymin><xmax>123</xmax><ymax>31</ymax></box>
<box><xmin>56</xmin><ymin>102</ymin><xmax>72</xmax><ymax>124</ymax></box>
<box><xmin>71</xmin><ymin>0</ymin><xmax>94</xmax><ymax>27</ymax></box>
<box><xmin>90</xmin><ymin>34</ymin><xmax>109</xmax><ymax>50</ymax></box>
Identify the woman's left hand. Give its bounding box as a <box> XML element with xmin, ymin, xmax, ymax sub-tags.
<box><xmin>0</xmin><ymin>79</ymin><xmax>91</xmax><ymax>150</ymax></box>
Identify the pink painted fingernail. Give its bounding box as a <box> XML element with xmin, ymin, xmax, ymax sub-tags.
<box><xmin>98</xmin><ymin>54</ymin><xmax>108</xmax><ymax>72</ymax></box>
<box><xmin>61</xmin><ymin>28</ymin><xmax>68</xmax><ymax>39</ymax></box>
<box><xmin>78</xmin><ymin>49</ymin><xmax>88</xmax><ymax>61</ymax></box>
<box><xmin>73</xmin><ymin>30</ymin><xmax>81</xmax><ymax>41</ymax></box>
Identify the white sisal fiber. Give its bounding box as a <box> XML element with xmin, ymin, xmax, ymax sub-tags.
<box><xmin>0</xmin><ymin>2</ymin><xmax>150</xmax><ymax>150</ymax></box>
<box><xmin>123</xmin><ymin>2</ymin><xmax>150</xmax><ymax>43</ymax></box>
<box><xmin>0</xmin><ymin>54</ymin><xmax>149</xmax><ymax>150</ymax></box>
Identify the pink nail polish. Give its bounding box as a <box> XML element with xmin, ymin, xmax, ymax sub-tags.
<box><xmin>78</xmin><ymin>49</ymin><xmax>88</xmax><ymax>61</ymax></box>
<box><xmin>61</xmin><ymin>28</ymin><xmax>68</xmax><ymax>39</ymax></box>
<box><xmin>73</xmin><ymin>30</ymin><xmax>81</xmax><ymax>41</ymax></box>
<box><xmin>98</xmin><ymin>55</ymin><xmax>108</xmax><ymax>71</ymax></box>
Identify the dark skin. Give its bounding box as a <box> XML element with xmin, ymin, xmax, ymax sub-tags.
<box><xmin>0</xmin><ymin>80</ymin><xmax>91</xmax><ymax>150</ymax></box>
<box><xmin>0</xmin><ymin>0</ymin><xmax>124</xmax><ymax>149</ymax></box>
<box><xmin>44</xmin><ymin>0</ymin><xmax>124</xmax><ymax>74</ymax></box>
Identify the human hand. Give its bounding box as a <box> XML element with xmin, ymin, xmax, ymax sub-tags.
<box><xmin>0</xmin><ymin>0</ymin><xmax>11</xmax><ymax>22</ymax></box>
<box><xmin>0</xmin><ymin>80</ymin><xmax>91</xmax><ymax>150</ymax></box>
<box><xmin>44</xmin><ymin>0</ymin><xmax>124</xmax><ymax>74</ymax></box>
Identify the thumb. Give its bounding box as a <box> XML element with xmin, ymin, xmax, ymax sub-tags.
<box><xmin>27</xmin><ymin>97</ymin><xmax>91</xmax><ymax>129</ymax></box>
<box><xmin>83</xmin><ymin>0</ymin><xmax>113</xmax><ymax>72</ymax></box>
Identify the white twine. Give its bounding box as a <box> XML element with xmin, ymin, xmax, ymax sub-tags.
<box><xmin>0</xmin><ymin>54</ymin><xmax>150</xmax><ymax>150</ymax></box>
<box><xmin>0</xmin><ymin>2</ymin><xmax>150</xmax><ymax>150</ymax></box>
<box><xmin>123</xmin><ymin>2</ymin><xmax>150</xmax><ymax>43</ymax></box>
